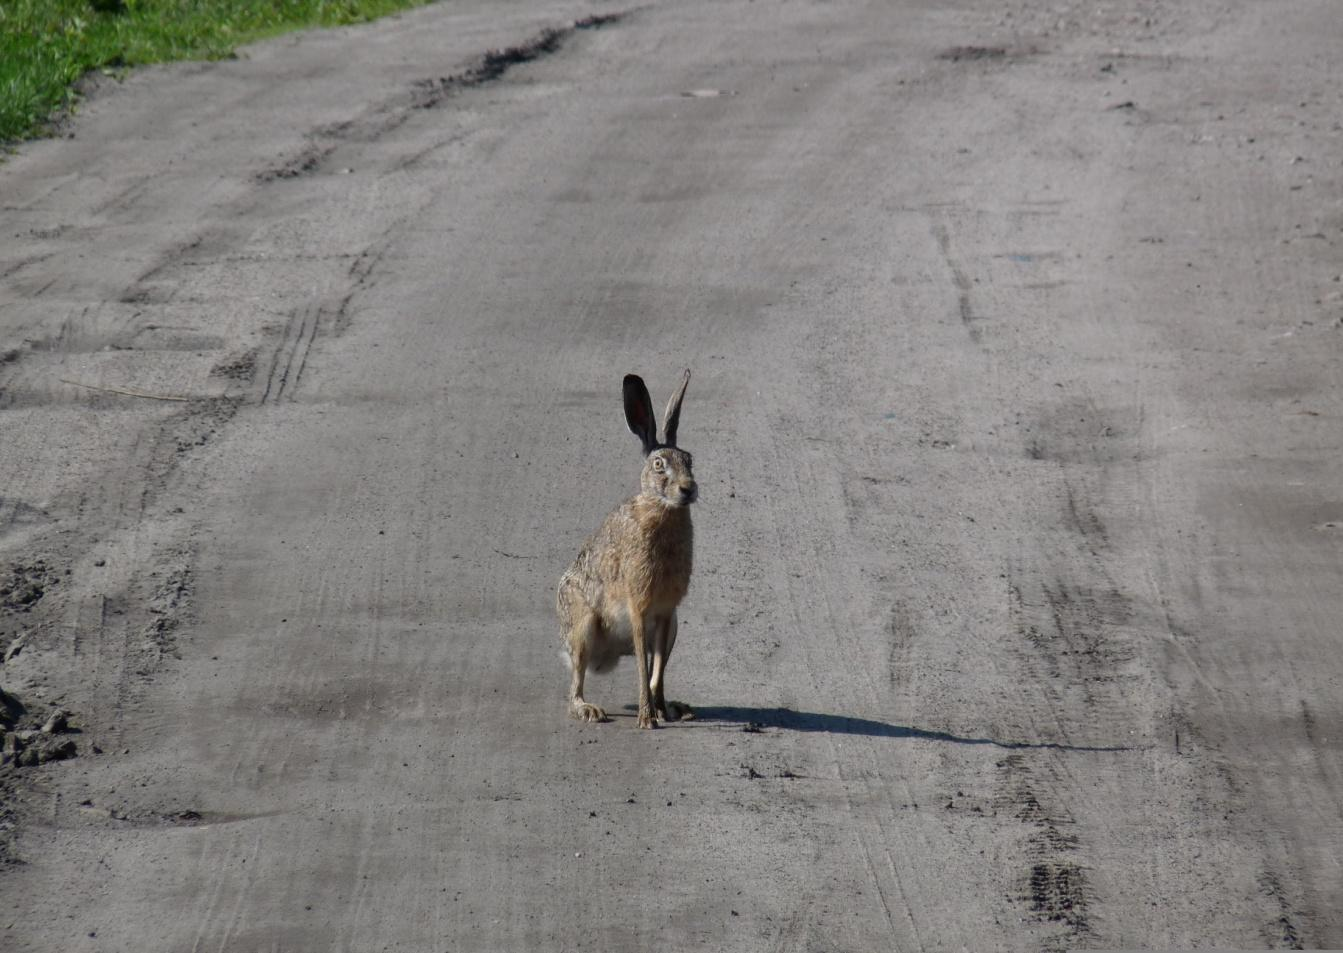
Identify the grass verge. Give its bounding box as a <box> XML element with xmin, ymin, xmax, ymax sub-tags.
<box><xmin>1</xmin><ymin>0</ymin><xmax>435</xmax><ymax>142</ymax></box>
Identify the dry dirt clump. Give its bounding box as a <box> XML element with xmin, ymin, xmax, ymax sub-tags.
<box><xmin>1</xmin><ymin>560</ymin><xmax>80</xmax><ymax>769</ymax></box>
<box><xmin>0</xmin><ymin>692</ymin><xmax>79</xmax><ymax>769</ymax></box>
<box><xmin>0</xmin><ymin>559</ymin><xmax>56</xmax><ymax>614</ymax></box>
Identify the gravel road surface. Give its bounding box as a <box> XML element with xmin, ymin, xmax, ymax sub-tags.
<box><xmin>2</xmin><ymin>0</ymin><xmax>1341</xmax><ymax>949</ymax></box>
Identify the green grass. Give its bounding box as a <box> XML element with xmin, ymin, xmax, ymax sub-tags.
<box><xmin>0</xmin><ymin>0</ymin><xmax>435</xmax><ymax>142</ymax></box>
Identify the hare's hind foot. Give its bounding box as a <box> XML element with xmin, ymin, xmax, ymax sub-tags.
<box><xmin>657</xmin><ymin>700</ymin><xmax>695</xmax><ymax>722</ymax></box>
<box><xmin>570</xmin><ymin>701</ymin><xmax>609</xmax><ymax>723</ymax></box>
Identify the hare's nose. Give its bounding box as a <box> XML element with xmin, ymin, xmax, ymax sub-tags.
<box><xmin>679</xmin><ymin>483</ymin><xmax>698</xmax><ymax>503</ymax></box>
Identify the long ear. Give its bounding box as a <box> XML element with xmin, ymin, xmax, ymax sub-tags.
<box><xmin>662</xmin><ymin>368</ymin><xmax>691</xmax><ymax>447</ymax></box>
<box><xmin>623</xmin><ymin>374</ymin><xmax>657</xmax><ymax>454</ymax></box>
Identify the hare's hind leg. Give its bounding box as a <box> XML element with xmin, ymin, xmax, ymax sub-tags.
<box><xmin>562</xmin><ymin>606</ymin><xmax>608</xmax><ymax>723</ymax></box>
<box><xmin>651</xmin><ymin>611</ymin><xmax>694</xmax><ymax>722</ymax></box>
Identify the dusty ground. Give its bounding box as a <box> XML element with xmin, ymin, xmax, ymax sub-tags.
<box><xmin>1</xmin><ymin>0</ymin><xmax>1341</xmax><ymax>949</ymax></box>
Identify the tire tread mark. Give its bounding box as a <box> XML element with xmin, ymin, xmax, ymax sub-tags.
<box><xmin>931</xmin><ymin>217</ymin><xmax>982</xmax><ymax>343</ymax></box>
<box><xmin>262</xmin><ymin>301</ymin><xmax>320</xmax><ymax>404</ymax></box>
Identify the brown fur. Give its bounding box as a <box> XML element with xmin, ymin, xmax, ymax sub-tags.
<box><xmin>557</xmin><ymin>372</ymin><xmax>697</xmax><ymax>728</ymax></box>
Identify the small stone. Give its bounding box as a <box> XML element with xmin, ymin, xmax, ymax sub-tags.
<box><xmin>42</xmin><ymin>709</ymin><xmax>70</xmax><ymax>734</ymax></box>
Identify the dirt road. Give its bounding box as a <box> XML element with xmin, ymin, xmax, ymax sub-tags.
<box><xmin>2</xmin><ymin>0</ymin><xmax>1341</xmax><ymax>949</ymax></box>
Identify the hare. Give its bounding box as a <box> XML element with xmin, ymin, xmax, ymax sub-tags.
<box><xmin>557</xmin><ymin>369</ymin><xmax>697</xmax><ymax>728</ymax></box>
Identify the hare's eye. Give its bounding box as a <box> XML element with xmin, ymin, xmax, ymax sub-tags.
<box><xmin>652</xmin><ymin>457</ymin><xmax>666</xmax><ymax>471</ymax></box>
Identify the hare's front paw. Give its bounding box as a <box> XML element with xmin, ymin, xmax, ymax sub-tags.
<box><xmin>570</xmin><ymin>702</ymin><xmax>608</xmax><ymax>723</ymax></box>
<box><xmin>637</xmin><ymin>708</ymin><xmax>659</xmax><ymax>730</ymax></box>
<box><xmin>658</xmin><ymin>701</ymin><xmax>695</xmax><ymax>722</ymax></box>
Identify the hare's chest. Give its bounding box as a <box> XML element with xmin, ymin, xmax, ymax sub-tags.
<box><xmin>637</xmin><ymin>522</ymin><xmax>693</xmax><ymax>609</ymax></box>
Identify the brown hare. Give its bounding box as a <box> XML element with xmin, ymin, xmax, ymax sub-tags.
<box><xmin>557</xmin><ymin>370</ymin><xmax>697</xmax><ymax>728</ymax></box>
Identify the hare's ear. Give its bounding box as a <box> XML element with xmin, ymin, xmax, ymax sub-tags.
<box><xmin>662</xmin><ymin>368</ymin><xmax>691</xmax><ymax>447</ymax></box>
<box><xmin>623</xmin><ymin>374</ymin><xmax>657</xmax><ymax>455</ymax></box>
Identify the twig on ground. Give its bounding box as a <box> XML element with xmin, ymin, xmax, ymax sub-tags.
<box><xmin>59</xmin><ymin>378</ymin><xmax>193</xmax><ymax>402</ymax></box>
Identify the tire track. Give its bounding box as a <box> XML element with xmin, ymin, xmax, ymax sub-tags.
<box><xmin>997</xmin><ymin>752</ymin><xmax>1091</xmax><ymax>946</ymax></box>
<box><xmin>756</xmin><ymin>440</ymin><xmax>964</xmax><ymax>951</ymax></box>
<box><xmin>931</xmin><ymin>217</ymin><xmax>984</xmax><ymax>345</ymax></box>
<box><xmin>260</xmin><ymin>300</ymin><xmax>321</xmax><ymax>404</ymax></box>
<box><xmin>998</xmin><ymin>470</ymin><xmax>1136</xmax><ymax>947</ymax></box>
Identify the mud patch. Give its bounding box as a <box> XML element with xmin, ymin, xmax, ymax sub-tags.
<box><xmin>166</xmin><ymin>395</ymin><xmax>240</xmax><ymax>457</ymax></box>
<box><xmin>257</xmin><ymin>13</ymin><xmax>628</xmax><ymax>181</ymax></box>
<box><xmin>456</xmin><ymin>12</ymin><xmax>626</xmax><ymax>88</ymax></box>
<box><xmin>574</xmin><ymin>13</ymin><xmax>623</xmax><ymax>30</ymax></box>
<box><xmin>210</xmin><ymin>347</ymin><xmax>261</xmax><ymax>383</ymax></box>
<box><xmin>254</xmin><ymin>142</ymin><xmax>338</xmax><ymax>183</ymax></box>
<box><xmin>939</xmin><ymin>45</ymin><xmax>1008</xmax><ymax>61</ymax></box>
<box><xmin>938</xmin><ymin>44</ymin><xmax>1039</xmax><ymax>63</ymax></box>
<box><xmin>1023</xmin><ymin>399</ymin><xmax>1143</xmax><ymax>466</ymax></box>
<box><xmin>407</xmin><ymin>25</ymin><xmax>571</xmax><ymax>111</ymax></box>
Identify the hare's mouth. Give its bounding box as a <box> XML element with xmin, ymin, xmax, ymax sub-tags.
<box><xmin>654</xmin><ymin>487</ymin><xmax>697</xmax><ymax>508</ymax></box>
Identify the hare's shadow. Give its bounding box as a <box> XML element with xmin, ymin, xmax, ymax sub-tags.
<box><xmin>690</xmin><ymin>706</ymin><xmax>1134</xmax><ymax>753</ymax></box>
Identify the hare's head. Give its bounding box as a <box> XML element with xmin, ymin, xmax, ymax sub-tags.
<box><xmin>624</xmin><ymin>370</ymin><xmax>698</xmax><ymax>508</ymax></box>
